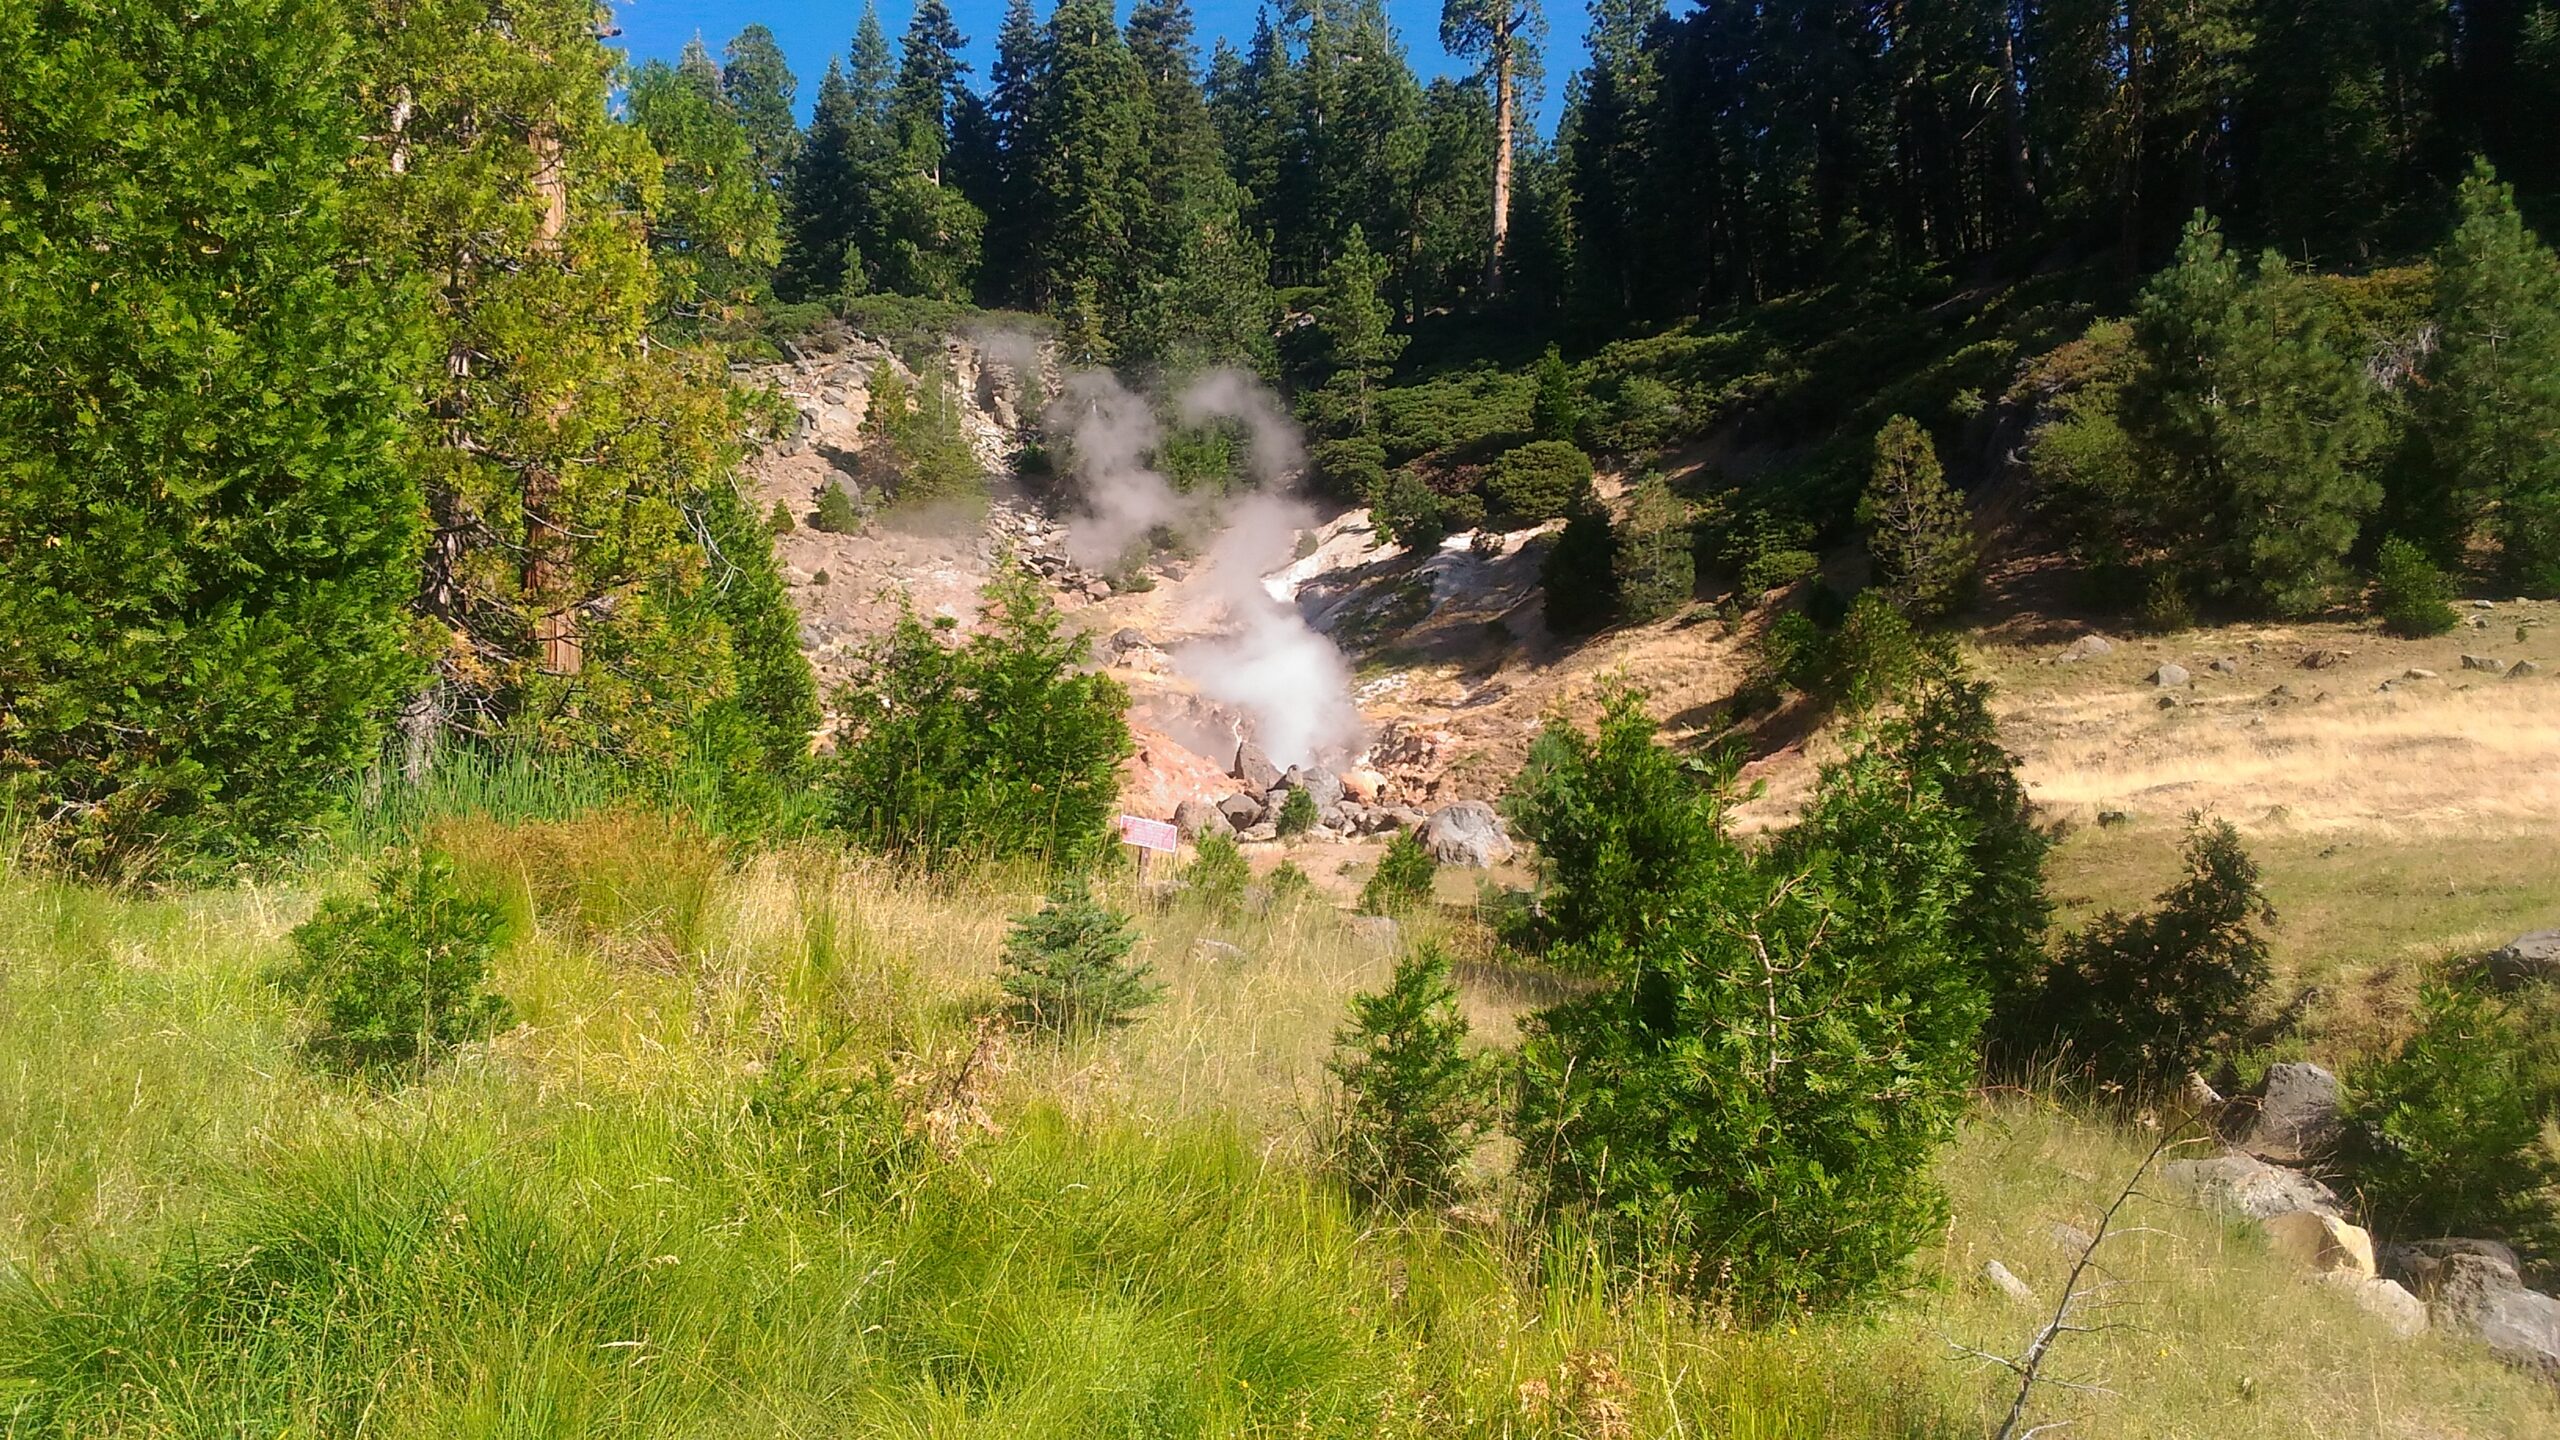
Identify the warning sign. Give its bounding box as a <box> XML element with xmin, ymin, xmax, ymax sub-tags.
<box><xmin>1115</xmin><ymin>815</ymin><xmax>1180</xmax><ymax>852</ymax></box>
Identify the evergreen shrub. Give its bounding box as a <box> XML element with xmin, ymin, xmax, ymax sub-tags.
<box><xmin>276</xmin><ymin>850</ymin><xmax>512</xmax><ymax>1074</ymax></box>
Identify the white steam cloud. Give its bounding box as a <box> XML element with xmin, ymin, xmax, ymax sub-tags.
<box><xmin>1049</xmin><ymin>366</ymin><xmax>1362</xmax><ymax>771</ymax></box>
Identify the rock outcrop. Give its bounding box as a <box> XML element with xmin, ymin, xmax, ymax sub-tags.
<box><xmin>1422</xmin><ymin>800</ymin><xmax>1513</xmax><ymax>866</ymax></box>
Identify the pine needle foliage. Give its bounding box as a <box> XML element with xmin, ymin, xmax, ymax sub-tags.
<box><xmin>998</xmin><ymin>882</ymin><xmax>1160</xmax><ymax>1033</ymax></box>
<box><xmin>2346</xmin><ymin>979</ymin><xmax>2560</xmax><ymax>1248</ymax></box>
<box><xmin>1275</xmin><ymin>786</ymin><xmax>1322</xmax><ymax>837</ymax></box>
<box><xmin>1357</xmin><ymin>831</ymin><xmax>1438</xmax><ymax>915</ymax></box>
<box><xmin>2018</xmin><ymin>817</ymin><xmax>2274</xmax><ymax>1088</ymax></box>
<box><xmin>1184</xmin><ymin>832</ymin><xmax>1251</xmax><ymax>910</ymax></box>
<box><xmin>1328</xmin><ymin>941</ymin><xmax>1487</xmax><ymax>1207</ymax></box>
<box><xmin>275</xmin><ymin>850</ymin><xmax>512</xmax><ymax>1074</ymax></box>
<box><xmin>2372</xmin><ymin>536</ymin><xmax>2460</xmax><ymax>636</ymax></box>
<box><xmin>1859</xmin><ymin>416</ymin><xmax>1976</xmax><ymax>619</ymax></box>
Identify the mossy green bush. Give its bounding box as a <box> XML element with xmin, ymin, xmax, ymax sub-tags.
<box><xmin>2372</xmin><ymin>536</ymin><xmax>2460</xmax><ymax>636</ymax></box>
<box><xmin>1486</xmin><ymin>441</ymin><xmax>1596</xmax><ymax>524</ymax></box>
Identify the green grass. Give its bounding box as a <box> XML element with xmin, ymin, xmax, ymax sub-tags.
<box><xmin>1</xmin><ymin>814</ymin><xmax>2553</xmax><ymax>1437</ymax></box>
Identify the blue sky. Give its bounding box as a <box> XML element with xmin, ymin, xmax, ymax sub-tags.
<box><xmin>609</xmin><ymin>0</ymin><xmax>1587</xmax><ymax>137</ymax></box>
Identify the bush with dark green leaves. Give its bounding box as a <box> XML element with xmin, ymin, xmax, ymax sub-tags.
<box><xmin>1512</xmin><ymin>693</ymin><xmax>1986</xmax><ymax>1313</ymax></box>
<box><xmin>2346</xmin><ymin>980</ymin><xmax>2560</xmax><ymax>1248</ymax></box>
<box><xmin>1541</xmin><ymin>503</ymin><xmax>1621</xmax><ymax>635</ymax></box>
<box><xmin>275</xmin><ymin>850</ymin><xmax>512</xmax><ymax>1074</ymax></box>
<box><xmin>812</xmin><ymin>482</ymin><xmax>861</xmax><ymax>534</ymax></box>
<box><xmin>767</xmin><ymin>500</ymin><xmax>797</xmax><ymax>534</ymax></box>
<box><xmin>1367</xmin><ymin>469</ymin><xmax>1481</xmax><ymax>550</ymax></box>
<box><xmin>1313</xmin><ymin>434</ymin><xmax>1390</xmax><ymax>501</ymax></box>
<box><xmin>1275</xmin><ymin>786</ymin><xmax>1322</xmax><ymax>837</ymax></box>
<box><xmin>1486</xmin><ymin>441</ymin><xmax>1596</xmax><ymax>524</ymax></box>
<box><xmin>1185</xmin><ymin>832</ymin><xmax>1251</xmax><ymax>911</ymax></box>
<box><xmin>2372</xmin><ymin>536</ymin><xmax>2460</xmax><ymax>637</ymax></box>
<box><xmin>998</xmin><ymin>883</ymin><xmax>1160</xmax><ymax>1033</ymax></box>
<box><xmin>0</xmin><ymin>0</ymin><xmax>424</xmax><ymax>871</ymax></box>
<box><xmin>2015</xmin><ymin>817</ymin><xmax>2273</xmax><ymax>1087</ymax></box>
<box><xmin>1358</xmin><ymin>831</ymin><xmax>1438</xmax><ymax>915</ymax></box>
<box><xmin>1329</xmin><ymin>941</ymin><xmax>1488</xmax><ymax>1207</ymax></box>
<box><xmin>826</xmin><ymin>570</ymin><xmax>1132</xmax><ymax>867</ymax></box>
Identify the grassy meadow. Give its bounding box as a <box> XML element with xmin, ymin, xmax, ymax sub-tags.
<box><xmin>2</xmin><ymin>791</ymin><xmax>2555</xmax><ymax>1439</ymax></box>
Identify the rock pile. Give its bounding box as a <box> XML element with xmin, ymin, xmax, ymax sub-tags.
<box><xmin>1179</xmin><ymin>741</ymin><xmax>1511</xmax><ymax>862</ymax></box>
<box><xmin>2157</xmin><ymin>1059</ymin><xmax>2560</xmax><ymax>1379</ymax></box>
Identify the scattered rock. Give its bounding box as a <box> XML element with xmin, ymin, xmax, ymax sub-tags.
<box><xmin>1342</xmin><ymin>767</ymin><xmax>1387</xmax><ymax>805</ymax></box>
<box><xmin>2234</xmin><ymin>1062</ymin><xmax>2344</xmax><ymax>1163</ymax></box>
<box><xmin>1385</xmin><ymin>806</ymin><xmax>1429</xmax><ymax>832</ymax></box>
<box><xmin>2513</xmin><ymin>659</ymin><xmax>2545</xmax><ymax>677</ymax></box>
<box><xmin>1174</xmin><ymin>798</ymin><xmax>1233</xmax><ymax>840</ymax></box>
<box><xmin>2316</xmin><ymin>1272</ymin><xmax>2429</xmax><ymax>1338</ymax></box>
<box><xmin>2209</xmin><ymin>657</ymin><xmax>2241</xmax><ymax>674</ymax></box>
<box><xmin>2482</xmin><ymin>931</ymin><xmax>2560</xmax><ymax>988</ymax></box>
<box><xmin>2150</xmin><ymin>662</ymin><xmax>2191</xmax><ymax>687</ymax></box>
<box><xmin>1083</xmin><ymin>578</ymin><xmax>1114</xmax><ymax>601</ymax></box>
<box><xmin>1345</xmin><ymin>915</ymin><xmax>1401</xmax><ymax>947</ymax></box>
<box><xmin>2384</xmin><ymin>1237</ymin><xmax>2522</xmax><ymax>1290</ymax></box>
<box><xmin>1235</xmin><ymin>822</ymin><xmax>1278</xmax><ymax>844</ymax></box>
<box><xmin>2261</xmin><ymin>1211</ymin><xmax>2376</xmax><ymax>1278</ymax></box>
<box><xmin>1296</xmin><ymin>767</ymin><xmax>1346</xmax><ymax>810</ymax></box>
<box><xmin>2299</xmin><ymin>648</ymin><xmax>2350</xmax><ymax>669</ymax></box>
<box><xmin>2474</xmin><ymin>599</ymin><xmax>2498</xmax><ymax>609</ymax></box>
<box><xmin>2161</xmin><ymin>1153</ymin><xmax>2343</xmax><ymax>1220</ymax></box>
<box><xmin>1422</xmin><ymin>800</ymin><xmax>1514</xmax><ymax>867</ymax></box>
<box><xmin>1983</xmin><ymin>1260</ymin><xmax>2036</xmax><ymax>1305</ymax></box>
<box><xmin>2470</xmin><ymin>613</ymin><xmax>2492</xmax><ymax>628</ymax></box>
<box><xmin>1233</xmin><ymin>741</ymin><xmax>1283</xmax><ymax>793</ymax></box>
<box><xmin>2186</xmin><ymin>1071</ymin><xmax>2227</xmax><ymax>1111</ymax></box>
<box><xmin>2059</xmin><ymin>634</ymin><xmax>2115</xmax><ymax>662</ymax></box>
<box><xmin>2097</xmin><ymin>807</ymin><xmax>2133</xmax><ymax>828</ymax></box>
<box><xmin>2461</xmin><ymin>653</ymin><xmax>2507</xmax><ymax>673</ymax></box>
<box><xmin>1217</xmin><ymin>793</ymin><xmax>1266</xmax><ymax>828</ymax></box>
<box><xmin>2403</xmin><ymin>667</ymin><xmax>2437</xmax><ymax>680</ymax></box>
<box><xmin>2158</xmin><ymin>694</ymin><xmax>2183</xmax><ymax>708</ymax></box>
<box><xmin>2411</xmin><ymin>1253</ymin><xmax>2560</xmax><ymax>1379</ymax></box>
<box><xmin>2047</xmin><ymin>1222</ymin><xmax>2096</xmax><ymax>1254</ymax></box>
<box><xmin>1192</xmin><ymin>938</ymin><xmax>1247</xmax><ymax>964</ymax></box>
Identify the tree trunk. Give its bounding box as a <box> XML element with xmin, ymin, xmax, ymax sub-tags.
<box><xmin>526</xmin><ymin>125</ymin><xmax>581</xmax><ymax>675</ymax></box>
<box><xmin>1489</xmin><ymin>33</ymin><xmax>1514</xmax><ymax>300</ymax></box>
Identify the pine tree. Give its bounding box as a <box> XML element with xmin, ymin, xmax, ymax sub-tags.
<box><xmin>780</xmin><ymin>59</ymin><xmax>864</xmax><ymax>298</ymax></box>
<box><xmin>1329</xmin><ymin>941</ymin><xmax>1487</xmax><ymax>1205</ymax></box>
<box><xmin>1025</xmin><ymin>0</ymin><xmax>1150</xmax><ymax>319</ymax></box>
<box><xmin>1440</xmin><ymin>0</ymin><xmax>1543</xmax><ymax>297</ymax></box>
<box><xmin>999</xmin><ymin>883</ymin><xmax>1161</xmax><ymax>1032</ymax></box>
<box><xmin>1319</xmin><ymin>225</ymin><xmax>1406</xmax><ymax>432</ymax></box>
<box><xmin>893</xmin><ymin>0</ymin><xmax>970</xmax><ymax>177</ymax></box>
<box><xmin>721</xmin><ymin>25</ymin><xmax>800</xmax><ymax>189</ymax></box>
<box><xmin>978</xmin><ymin>0</ymin><xmax>1050</xmax><ymax>306</ymax></box>
<box><xmin>1612</xmin><ymin>476</ymin><xmax>1694</xmax><ymax>621</ymax></box>
<box><xmin>2408</xmin><ymin>161</ymin><xmax>2560</xmax><ymax>593</ymax></box>
<box><xmin>0</xmin><ymin>0</ymin><xmax>424</xmax><ymax>869</ymax></box>
<box><xmin>2124</xmin><ymin>216</ymin><xmax>2382</xmax><ymax>615</ymax></box>
<box><xmin>1858</xmin><ymin>416</ymin><xmax>1977</xmax><ymax>618</ymax></box>
<box><xmin>1530</xmin><ymin>342</ymin><xmax>1579</xmax><ymax>440</ymax></box>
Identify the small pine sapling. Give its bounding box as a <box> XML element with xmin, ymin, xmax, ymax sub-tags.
<box><xmin>1185</xmin><ymin>832</ymin><xmax>1251</xmax><ymax>911</ymax></box>
<box><xmin>1266</xmin><ymin>861</ymin><xmax>1316</xmax><ymax>906</ymax></box>
<box><xmin>998</xmin><ymin>883</ymin><xmax>1160</xmax><ymax>1033</ymax></box>
<box><xmin>1275</xmin><ymin>785</ymin><xmax>1322</xmax><ymax>837</ymax></box>
<box><xmin>767</xmin><ymin>499</ymin><xmax>797</xmax><ymax>534</ymax></box>
<box><xmin>275</xmin><ymin>849</ymin><xmax>513</xmax><ymax>1073</ymax></box>
<box><xmin>1859</xmin><ymin>415</ymin><xmax>1977</xmax><ymax>619</ymax></box>
<box><xmin>2372</xmin><ymin>536</ymin><xmax>2460</xmax><ymax>636</ymax></box>
<box><xmin>2017</xmin><ymin>816</ymin><xmax>2274</xmax><ymax>1087</ymax></box>
<box><xmin>1531</xmin><ymin>343</ymin><xmax>1581</xmax><ymax>443</ymax></box>
<box><xmin>1358</xmin><ymin>830</ymin><xmax>1438</xmax><ymax>915</ymax></box>
<box><xmin>1329</xmin><ymin>941</ymin><xmax>1488</xmax><ymax>1206</ymax></box>
<box><xmin>812</xmin><ymin>482</ymin><xmax>860</xmax><ymax>534</ymax></box>
<box><xmin>2346</xmin><ymin>980</ymin><xmax>2560</xmax><ymax>1245</ymax></box>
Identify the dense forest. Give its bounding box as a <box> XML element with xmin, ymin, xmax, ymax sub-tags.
<box><xmin>6</xmin><ymin>0</ymin><xmax>2560</xmax><ymax>866</ymax></box>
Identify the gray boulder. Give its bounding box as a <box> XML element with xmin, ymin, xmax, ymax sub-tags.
<box><xmin>1217</xmin><ymin>793</ymin><xmax>1266</xmax><ymax>828</ymax></box>
<box><xmin>1298</xmin><ymin>767</ymin><xmax>1345</xmax><ymax>810</ymax></box>
<box><xmin>2151</xmin><ymin>662</ymin><xmax>2191</xmax><ymax>687</ymax></box>
<box><xmin>1235</xmin><ymin>822</ymin><xmax>1278</xmax><ymax>844</ymax></box>
<box><xmin>2461</xmin><ymin>653</ymin><xmax>2507</xmax><ymax>673</ymax></box>
<box><xmin>1174</xmin><ymin>798</ymin><xmax>1233</xmax><ymax>840</ymax></box>
<box><xmin>2160</xmin><ymin>1152</ymin><xmax>2343</xmax><ymax>1220</ymax></box>
<box><xmin>1982</xmin><ymin>1260</ymin><xmax>2035</xmax><ymax>1305</ymax></box>
<box><xmin>2383</xmin><ymin>1237</ymin><xmax>2522</xmax><ymax>1290</ymax></box>
<box><xmin>1422</xmin><ymin>800</ymin><xmax>1514</xmax><ymax>867</ymax></box>
<box><xmin>2059</xmin><ymin>634</ymin><xmax>2114</xmax><ymax>662</ymax></box>
<box><xmin>2233</xmin><ymin>1062</ymin><xmax>2344</xmax><ymax>1163</ymax></box>
<box><xmin>2411</xmin><ymin>1253</ymin><xmax>2560</xmax><ymax>1379</ymax></box>
<box><xmin>2512</xmin><ymin>659</ymin><xmax>2546</xmax><ymax>678</ymax></box>
<box><xmin>1233</xmin><ymin>741</ymin><xmax>1283</xmax><ymax>793</ymax></box>
<box><xmin>2483</xmin><ymin>931</ymin><xmax>2560</xmax><ymax>988</ymax></box>
<box><xmin>2316</xmin><ymin>1272</ymin><xmax>2429</xmax><ymax>1339</ymax></box>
